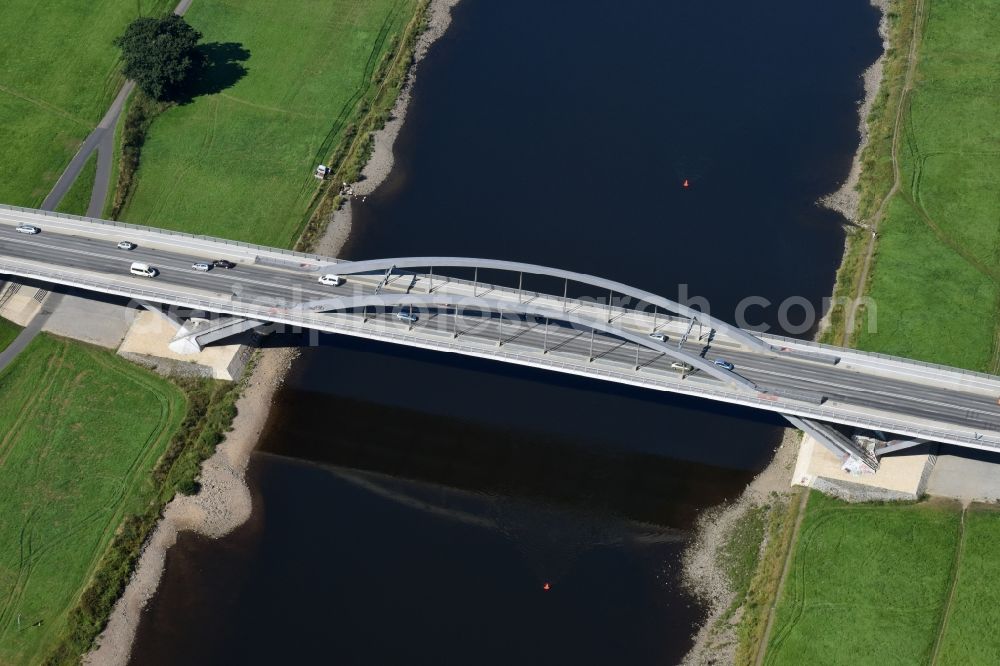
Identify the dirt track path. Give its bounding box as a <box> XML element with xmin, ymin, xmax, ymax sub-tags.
<box><xmin>843</xmin><ymin>0</ymin><xmax>926</xmax><ymax>345</ymax></box>
<box><xmin>753</xmin><ymin>488</ymin><xmax>809</xmax><ymax>666</ymax></box>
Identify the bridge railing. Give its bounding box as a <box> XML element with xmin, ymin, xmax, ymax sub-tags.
<box><xmin>383</xmin><ymin>268</ymin><xmax>693</xmax><ymax>330</ymax></box>
<box><xmin>0</xmin><ymin>204</ymin><xmax>330</xmax><ymax>262</ymax></box>
<box><xmin>762</xmin><ymin>329</ymin><xmax>1000</xmax><ymax>382</ymax></box>
<box><xmin>3</xmin><ymin>258</ymin><xmax>999</xmax><ymax>449</ymax></box>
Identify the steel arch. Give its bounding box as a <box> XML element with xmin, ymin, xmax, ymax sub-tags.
<box><xmin>319</xmin><ymin>256</ymin><xmax>770</xmax><ymax>351</ymax></box>
<box><xmin>281</xmin><ymin>292</ymin><xmax>759</xmax><ymax>389</ymax></box>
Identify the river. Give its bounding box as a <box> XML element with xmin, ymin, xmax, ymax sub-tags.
<box><xmin>129</xmin><ymin>1</ymin><xmax>882</xmax><ymax>663</ymax></box>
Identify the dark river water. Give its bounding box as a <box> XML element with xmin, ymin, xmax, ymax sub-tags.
<box><xmin>129</xmin><ymin>1</ymin><xmax>881</xmax><ymax>664</ymax></box>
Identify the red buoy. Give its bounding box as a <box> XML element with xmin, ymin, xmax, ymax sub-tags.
<box><xmin>682</xmin><ymin>179</ymin><xmax>690</xmax><ymax>189</ymax></box>
<box><xmin>543</xmin><ymin>582</ymin><xmax>551</xmax><ymax>591</ymax></box>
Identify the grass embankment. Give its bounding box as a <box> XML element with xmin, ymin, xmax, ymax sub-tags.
<box><xmin>0</xmin><ymin>319</ymin><xmax>20</xmax><ymax>353</ymax></box>
<box><xmin>0</xmin><ymin>0</ymin><xmax>174</xmax><ymax>207</ymax></box>
<box><xmin>0</xmin><ymin>333</ymin><xmax>240</xmax><ymax>664</ymax></box>
<box><xmin>825</xmin><ymin>0</ymin><xmax>1000</xmax><ymax>371</ymax></box>
<box><xmin>732</xmin><ymin>492</ymin><xmax>801</xmax><ymax>666</ymax></box>
<box><xmin>54</xmin><ymin>153</ymin><xmax>97</xmax><ymax>216</ymax></box>
<box><xmin>0</xmin><ymin>335</ymin><xmax>184</xmax><ymax>664</ymax></box>
<box><xmin>765</xmin><ymin>493</ymin><xmax>962</xmax><ymax>665</ymax></box>
<box><xmin>116</xmin><ymin>0</ymin><xmax>421</xmax><ymax>248</ymax></box>
<box><xmin>758</xmin><ymin>2</ymin><xmax>1000</xmax><ymax>660</ymax></box>
<box><xmin>934</xmin><ymin>506</ymin><xmax>1000</xmax><ymax>664</ymax></box>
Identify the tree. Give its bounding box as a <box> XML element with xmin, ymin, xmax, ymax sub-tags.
<box><xmin>115</xmin><ymin>14</ymin><xmax>203</xmax><ymax>100</ymax></box>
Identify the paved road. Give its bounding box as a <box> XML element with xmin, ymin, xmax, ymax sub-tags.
<box><xmin>0</xmin><ymin>290</ymin><xmax>63</xmax><ymax>373</ymax></box>
<box><xmin>40</xmin><ymin>0</ymin><xmax>194</xmax><ymax>217</ymax></box>
<box><xmin>3</xmin><ymin>223</ymin><xmax>1000</xmax><ymax>442</ymax></box>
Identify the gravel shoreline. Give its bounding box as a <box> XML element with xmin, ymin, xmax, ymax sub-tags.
<box><xmin>821</xmin><ymin>0</ymin><xmax>890</xmax><ymax>223</ymax></box>
<box><xmin>84</xmin><ymin>2</ymin><xmax>461</xmax><ymax>663</ymax></box>
<box><xmin>679</xmin><ymin>3</ymin><xmax>891</xmax><ymax>661</ymax></box>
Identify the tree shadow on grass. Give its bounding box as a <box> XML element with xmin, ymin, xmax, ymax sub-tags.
<box><xmin>172</xmin><ymin>42</ymin><xmax>250</xmax><ymax>104</ymax></box>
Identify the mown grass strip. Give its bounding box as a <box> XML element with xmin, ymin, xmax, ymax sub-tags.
<box><xmin>0</xmin><ymin>319</ymin><xmax>20</xmax><ymax>353</ymax></box>
<box><xmin>54</xmin><ymin>152</ymin><xmax>98</xmax><ymax>216</ymax></box>
<box><xmin>0</xmin><ymin>0</ymin><xmax>175</xmax><ymax>207</ymax></box>
<box><xmin>933</xmin><ymin>505</ymin><xmax>1000</xmax><ymax>665</ymax></box>
<box><xmin>764</xmin><ymin>493</ymin><xmax>962</xmax><ymax>666</ymax></box>
<box><xmin>116</xmin><ymin>0</ymin><xmax>421</xmax><ymax>248</ymax></box>
<box><xmin>0</xmin><ymin>335</ymin><xmax>185</xmax><ymax>664</ymax></box>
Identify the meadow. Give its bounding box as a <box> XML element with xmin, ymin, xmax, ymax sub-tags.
<box><xmin>0</xmin><ymin>335</ymin><xmax>185</xmax><ymax>664</ymax></box>
<box><xmin>0</xmin><ymin>319</ymin><xmax>20</xmax><ymax>353</ymax></box>
<box><xmin>765</xmin><ymin>493</ymin><xmax>962</xmax><ymax>665</ymax></box>
<box><xmin>854</xmin><ymin>0</ymin><xmax>1000</xmax><ymax>371</ymax></box>
<box><xmin>0</xmin><ymin>0</ymin><xmax>175</xmax><ymax>207</ymax></box>
<box><xmin>120</xmin><ymin>0</ymin><xmax>419</xmax><ymax>247</ymax></box>
<box><xmin>54</xmin><ymin>153</ymin><xmax>97</xmax><ymax>216</ymax></box>
<box><xmin>934</xmin><ymin>506</ymin><xmax>1000</xmax><ymax>664</ymax></box>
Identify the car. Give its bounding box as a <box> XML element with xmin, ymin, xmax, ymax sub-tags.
<box><xmin>129</xmin><ymin>262</ymin><xmax>157</xmax><ymax>277</ymax></box>
<box><xmin>648</xmin><ymin>332</ymin><xmax>668</xmax><ymax>342</ymax></box>
<box><xmin>318</xmin><ymin>274</ymin><xmax>344</xmax><ymax>286</ymax></box>
<box><xmin>117</xmin><ymin>241</ymin><xmax>136</xmax><ymax>250</ymax></box>
<box><xmin>396</xmin><ymin>308</ymin><xmax>418</xmax><ymax>323</ymax></box>
<box><xmin>671</xmin><ymin>362</ymin><xmax>693</xmax><ymax>372</ymax></box>
<box><xmin>212</xmin><ymin>259</ymin><xmax>236</xmax><ymax>269</ymax></box>
<box><xmin>15</xmin><ymin>224</ymin><xmax>40</xmax><ymax>235</ymax></box>
<box><xmin>192</xmin><ymin>262</ymin><xmax>212</xmax><ymax>272</ymax></box>
<box><xmin>714</xmin><ymin>359</ymin><xmax>735</xmax><ymax>371</ymax></box>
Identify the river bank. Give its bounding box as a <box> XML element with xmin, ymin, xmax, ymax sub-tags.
<box><xmin>83</xmin><ymin>1</ymin><xmax>460</xmax><ymax>663</ymax></box>
<box><xmin>680</xmin><ymin>1</ymin><xmax>892</xmax><ymax>662</ymax></box>
<box><xmin>821</xmin><ymin>0</ymin><xmax>890</xmax><ymax>223</ymax></box>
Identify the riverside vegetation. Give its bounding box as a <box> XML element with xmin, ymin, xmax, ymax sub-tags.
<box><xmin>761</xmin><ymin>1</ymin><xmax>1000</xmax><ymax>664</ymax></box>
<box><xmin>0</xmin><ymin>0</ymin><xmax>429</xmax><ymax>663</ymax></box>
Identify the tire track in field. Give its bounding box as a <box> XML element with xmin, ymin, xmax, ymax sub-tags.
<box><xmin>0</xmin><ymin>346</ymin><xmax>178</xmax><ymax>641</ymax></box>
<box><xmin>0</xmin><ymin>341</ymin><xmax>68</xmax><ymax>468</ymax></box>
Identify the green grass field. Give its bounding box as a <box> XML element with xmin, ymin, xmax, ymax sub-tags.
<box><xmin>0</xmin><ymin>0</ymin><xmax>175</xmax><ymax>207</ymax></box>
<box><xmin>766</xmin><ymin>493</ymin><xmax>961</xmax><ymax>665</ymax></box>
<box><xmin>934</xmin><ymin>506</ymin><xmax>1000</xmax><ymax>664</ymax></box>
<box><xmin>54</xmin><ymin>152</ymin><xmax>97</xmax><ymax>216</ymax></box>
<box><xmin>0</xmin><ymin>319</ymin><xmax>20</xmax><ymax>353</ymax></box>
<box><xmin>0</xmin><ymin>335</ymin><xmax>185</xmax><ymax>664</ymax></box>
<box><xmin>855</xmin><ymin>0</ymin><xmax>1000</xmax><ymax>370</ymax></box>
<box><xmin>119</xmin><ymin>0</ymin><xmax>418</xmax><ymax>247</ymax></box>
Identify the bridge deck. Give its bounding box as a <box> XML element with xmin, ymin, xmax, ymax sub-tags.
<box><xmin>3</xmin><ymin>205</ymin><xmax>1000</xmax><ymax>454</ymax></box>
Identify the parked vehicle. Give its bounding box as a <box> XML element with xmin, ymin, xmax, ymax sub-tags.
<box><xmin>129</xmin><ymin>262</ymin><xmax>156</xmax><ymax>277</ymax></box>
<box><xmin>192</xmin><ymin>262</ymin><xmax>211</xmax><ymax>272</ymax></box>
<box><xmin>212</xmin><ymin>259</ymin><xmax>236</xmax><ymax>269</ymax></box>
<box><xmin>14</xmin><ymin>224</ymin><xmax>40</xmax><ymax>235</ymax></box>
<box><xmin>318</xmin><ymin>274</ymin><xmax>345</xmax><ymax>286</ymax></box>
<box><xmin>714</xmin><ymin>359</ymin><xmax>735</xmax><ymax>371</ymax></box>
<box><xmin>117</xmin><ymin>241</ymin><xmax>136</xmax><ymax>250</ymax></box>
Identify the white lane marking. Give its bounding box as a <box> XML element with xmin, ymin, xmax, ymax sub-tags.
<box><xmin>744</xmin><ymin>364</ymin><xmax>1000</xmax><ymax>422</ymax></box>
<box><xmin>0</xmin><ymin>235</ymin><xmax>352</xmax><ymax>301</ymax></box>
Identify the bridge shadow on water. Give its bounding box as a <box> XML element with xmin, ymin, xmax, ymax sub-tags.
<box><xmin>258</xmin><ymin>330</ymin><xmax>787</xmax><ymax>526</ymax></box>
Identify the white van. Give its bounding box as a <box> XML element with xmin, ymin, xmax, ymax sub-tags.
<box><xmin>130</xmin><ymin>262</ymin><xmax>157</xmax><ymax>277</ymax></box>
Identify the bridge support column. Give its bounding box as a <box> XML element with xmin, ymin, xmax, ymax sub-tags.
<box><xmin>588</xmin><ymin>329</ymin><xmax>595</xmax><ymax>362</ymax></box>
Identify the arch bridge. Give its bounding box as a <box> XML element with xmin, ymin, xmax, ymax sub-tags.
<box><xmin>3</xmin><ymin>205</ymin><xmax>1000</xmax><ymax>473</ymax></box>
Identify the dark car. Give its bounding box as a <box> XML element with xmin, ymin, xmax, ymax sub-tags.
<box><xmin>212</xmin><ymin>259</ymin><xmax>236</xmax><ymax>269</ymax></box>
<box><xmin>714</xmin><ymin>359</ymin><xmax>735</xmax><ymax>371</ymax></box>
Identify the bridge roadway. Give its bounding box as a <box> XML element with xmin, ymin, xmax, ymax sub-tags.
<box><xmin>3</xmin><ymin>205</ymin><xmax>1000</xmax><ymax>458</ymax></box>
